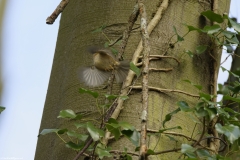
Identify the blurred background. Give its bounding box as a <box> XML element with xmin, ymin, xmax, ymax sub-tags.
<box><xmin>0</xmin><ymin>1</ymin><xmax>239</xmax><ymax>160</ymax></box>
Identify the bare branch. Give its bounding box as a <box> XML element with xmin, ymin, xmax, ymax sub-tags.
<box><xmin>46</xmin><ymin>0</ymin><xmax>70</xmax><ymax>24</ymax></box>
<box><xmin>131</xmin><ymin>86</ymin><xmax>200</xmax><ymax>98</ymax></box>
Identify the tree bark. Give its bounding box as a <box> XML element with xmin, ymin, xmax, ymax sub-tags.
<box><xmin>35</xmin><ymin>0</ymin><xmax>230</xmax><ymax>159</ymax></box>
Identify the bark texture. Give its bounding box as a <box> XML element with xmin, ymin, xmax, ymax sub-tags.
<box><xmin>35</xmin><ymin>1</ymin><xmax>230</xmax><ymax>160</ymax></box>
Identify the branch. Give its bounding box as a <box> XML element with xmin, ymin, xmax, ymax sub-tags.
<box><xmin>46</xmin><ymin>0</ymin><xmax>70</xmax><ymax>24</ymax></box>
<box><xmin>131</xmin><ymin>86</ymin><xmax>200</xmax><ymax>98</ymax></box>
<box><xmin>139</xmin><ymin>55</ymin><xmax>180</xmax><ymax>65</ymax></box>
<box><xmin>138</xmin><ymin>0</ymin><xmax>150</xmax><ymax>159</ymax></box>
<box><xmin>103</xmin><ymin>0</ymin><xmax>169</xmax><ymax>146</ymax></box>
<box><xmin>149</xmin><ymin>68</ymin><xmax>173</xmax><ymax>72</ymax></box>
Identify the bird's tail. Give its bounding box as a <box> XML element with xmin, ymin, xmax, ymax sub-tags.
<box><xmin>78</xmin><ymin>67</ymin><xmax>111</xmax><ymax>87</ymax></box>
<box><xmin>114</xmin><ymin>61</ymin><xmax>130</xmax><ymax>83</ymax></box>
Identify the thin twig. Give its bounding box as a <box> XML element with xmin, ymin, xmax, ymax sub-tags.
<box><xmin>139</xmin><ymin>55</ymin><xmax>180</xmax><ymax>65</ymax></box>
<box><xmin>103</xmin><ymin>0</ymin><xmax>169</xmax><ymax>147</ymax></box>
<box><xmin>131</xmin><ymin>86</ymin><xmax>200</xmax><ymax>98</ymax></box>
<box><xmin>138</xmin><ymin>1</ymin><xmax>150</xmax><ymax>159</ymax></box>
<box><xmin>149</xmin><ymin>68</ymin><xmax>173</xmax><ymax>72</ymax></box>
<box><xmin>150</xmin><ymin>148</ymin><xmax>181</xmax><ymax>155</ymax></box>
<box><xmin>46</xmin><ymin>0</ymin><xmax>70</xmax><ymax>24</ymax></box>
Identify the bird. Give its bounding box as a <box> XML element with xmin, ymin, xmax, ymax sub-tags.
<box><xmin>78</xmin><ymin>47</ymin><xmax>130</xmax><ymax>87</ymax></box>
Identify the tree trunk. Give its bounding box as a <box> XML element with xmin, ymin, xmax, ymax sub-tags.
<box><xmin>35</xmin><ymin>0</ymin><xmax>230</xmax><ymax>160</ymax></box>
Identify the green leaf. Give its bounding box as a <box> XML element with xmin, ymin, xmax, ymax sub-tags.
<box><xmin>0</xmin><ymin>106</ymin><xmax>5</xmax><ymax>114</ymax></box>
<box><xmin>104</xmin><ymin>42</ymin><xmax>109</xmax><ymax>48</ymax></box>
<box><xmin>105</xmin><ymin>123</ymin><xmax>121</xmax><ymax>140</ymax></box>
<box><xmin>38</xmin><ymin>129</ymin><xmax>68</xmax><ymax>136</ymax></box>
<box><xmin>222</xmin><ymin>31</ymin><xmax>235</xmax><ymax>39</ymax></box>
<box><xmin>67</xmin><ymin>131</ymin><xmax>88</xmax><ymax>141</ymax></box>
<box><xmin>202</xmin><ymin>24</ymin><xmax>221</xmax><ymax>34</ymax></box>
<box><xmin>217</xmin><ymin>108</ymin><xmax>230</xmax><ymax>118</ymax></box>
<box><xmin>79</xmin><ymin>88</ymin><xmax>99</xmax><ymax>98</ymax></box>
<box><xmin>196</xmin><ymin>45</ymin><xmax>208</xmax><ymax>54</ymax></box>
<box><xmin>185</xmin><ymin>25</ymin><xmax>202</xmax><ymax>32</ymax></box>
<box><xmin>146</xmin><ymin>149</ymin><xmax>155</xmax><ymax>155</ymax></box>
<box><xmin>130</xmin><ymin>62</ymin><xmax>141</xmax><ymax>77</ymax></box>
<box><xmin>199</xmin><ymin>92</ymin><xmax>211</xmax><ymax>101</ymax></box>
<box><xmin>201</xmin><ymin>10</ymin><xmax>223</xmax><ymax>23</ymax></box>
<box><xmin>74</xmin><ymin>122</ymin><xmax>87</xmax><ymax>129</ymax></box>
<box><xmin>58</xmin><ymin>109</ymin><xmax>76</xmax><ymax>119</ymax></box>
<box><xmin>39</xmin><ymin>129</ymin><xmax>60</xmax><ymax>136</ymax></box>
<box><xmin>118</xmin><ymin>121</ymin><xmax>135</xmax><ymax>131</ymax></box>
<box><xmin>228</xmin><ymin>17</ymin><xmax>240</xmax><ymax>32</ymax></box>
<box><xmin>177</xmin><ymin>101</ymin><xmax>192</xmax><ymax>112</ymax></box>
<box><xmin>183</xmin><ymin>79</ymin><xmax>202</xmax><ymax>90</ymax></box>
<box><xmin>163</xmin><ymin>108</ymin><xmax>181</xmax><ymax>127</ymax></box>
<box><xmin>184</xmin><ymin>50</ymin><xmax>194</xmax><ymax>58</ymax></box>
<box><xmin>105</xmin><ymin>94</ymin><xmax>118</xmax><ymax>100</ymax></box>
<box><xmin>196</xmin><ymin>149</ymin><xmax>212</xmax><ymax>159</ymax></box>
<box><xmin>215</xmin><ymin>123</ymin><xmax>240</xmax><ymax>144</ymax></box>
<box><xmin>223</xmin><ymin>95</ymin><xmax>240</xmax><ymax>103</ymax></box>
<box><xmin>181</xmin><ymin>144</ymin><xmax>197</xmax><ymax>158</ymax></box>
<box><xmin>226</xmin><ymin>35</ymin><xmax>239</xmax><ymax>44</ymax></box>
<box><xmin>217</xmin><ymin>84</ymin><xmax>229</xmax><ymax>95</ymax></box>
<box><xmin>204</xmin><ymin>107</ymin><xmax>217</xmax><ymax>120</ymax></box>
<box><xmin>194</xmin><ymin>107</ymin><xmax>208</xmax><ymax>117</ymax></box>
<box><xmin>86</xmin><ymin>122</ymin><xmax>104</xmax><ymax>141</ymax></box>
<box><xmin>221</xmin><ymin>66</ymin><xmax>240</xmax><ymax>78</ymax></box>
<box><xmin>96</xmin><ymin>144</ymin><xmax>112</xmax><ymax>159</ymax></box>
<box><xmin>173</xmin><ymin>26</ymin><xmax>184</xmax><ymax>41</ymax></box>
<box><xmin>65</xmin><ymin>141</ymin><xmax>83</xmax><ymax>150</ymax></box>
<box><xmin>119</xmin><ymin>95</ymin><xmax>129</xmax><ymax>100</ymax></box>
<box><xmin>122</xmin><ymin>130</ymin><xmax>140</xmax><ymax>147</ymax></box>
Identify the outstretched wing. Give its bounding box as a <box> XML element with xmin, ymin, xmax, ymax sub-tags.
<box><xmin>78</xmin><ymin>66</ymin><xmax>111</xmax><ymax>87</ymax></box>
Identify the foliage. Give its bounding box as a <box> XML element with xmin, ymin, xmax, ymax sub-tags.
<box><xmin>40</xmin><ymin>9</ymin><xmax>240</xmax><ymax>159</ymax></box>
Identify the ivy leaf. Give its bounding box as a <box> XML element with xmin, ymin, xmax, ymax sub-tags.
<box><xmin>118</xmin><ymin>121</ymin><xmax>135</xmax><ymax>131</ymax></box>
<box><xmin>79</xmin><ymin>88</ymin><xmax>99</xmax><ymax>98</ymax></box>
<box><xmin>119</xmin><ymin>95</ymin><xmax>129</xmax><ymax>100</ymax></box>
<box><xmin>173</xmin><ymin>26</ymin><xmax>184</xmax><ymax>41</ymax></box>
<box><xmin>204</xmin><ymin>107</ymin><xmax>217</xmax><ymax>120</ymax></box>
<box><xmin>105</xmin><ymin>94</ymin><xmax>118</xmax><ymax>100</ymax></box>
<box><xmin>202</xmin><ymin>24</ymin><xmax>221</xmax><ymax>34</ymax></box>
<box><xmin>217</xmin><ymin>84</ymin><xmax>229</xmax><ymax>95</ymax></box>
<box><xmin>181</xmin><ymin>144</ymin><xmax>197</xmax><ymax>158</ymax></box>
<box><xmin>146</xmin><ymin>149</ymin><xmax>155</xmax><ymax>155</ymax></box>
<box><xmin>122</xmin><ymin>130</ymin><xmax>140</xmax><ymax>147</ymax></box>
<box><xmin>165</xmin><ymin>135</ymin><xmax>178</xmax><ymax>142</ymax></box>
<box><xmin>96</xmin><ymin>144</ymin><xmax>112</xmax><ymax>159</ymax></box>
<box><xmin>0</xmin><ymin>106</ymin><xmax>5</xmax><ymax>114</ymax></box>
<box><xmin>215</xmin><ymin>123</ymin><xmax>240</xmax><ymax>144</ymax></box>
<box><xmin>196</xmin><ymin>149</ymin><xmax>212</xmax><ymax>159</ymax></box>
<box><xmin>184</xmin><ymin>24</ymin><xmax>202</xmax><ymax>32</ymax></box>
<box><xmin>196</xmin><ymin>45</ymin><xmax>208</xmax><ymax>54</ymax></box>
<box><xmin>184</xmin><ymin>50</ymin><xmax>194</xmax><ymax>58</ymax></box>
<box><xmin>110</xmin><ymin>47</ymin><xmax>118</xmax><ymax>55</ymax></box>
<box><xmin>228</xmin><ymin>17</ymin><xmax>240</xmax><ymax>33</ymax></box>
<box><xmin>226</xmin><ymin>35</ymin><xmax>239</xmax><ymax>44</ymax></box>
<box><xmin>177</xmin><ymin>101</ymin><xmax>192</xmax><ymax>112</ymax></box>
<box><xmin>199</xmin><ymin>92</ymin><xmax>211</xmax><ymax>101</ymax></box>
<box><xmin>105</xmin><ymin>124</ymin><xmax>121</xmax><ymax>140</ymax></box>
<box><xmin>86</xmin><ymin>122</ymin><xmax>104</xmax><ymax>141</ymax></box>
<box><xmin>201</xmin><ymin>10</ymin><xmax>223</xmax><ymax>23</ymax></box>
<box><xmin>223</xmin><ymin>95</ymin><xmax>240</xmax><ymax>103</ymax></box>
<box><xmin>221</xmin><ymin>66</ymin><xmax>240</xmax><ymax>78</ymax></box>
<box><xmin>58</xmin><ymin>109</ymin><xmax>76</xmax><ymax>119</ymax></box>
<box><xmin>222</xmin><ymin>30</ymin><xmax>235</xmax><ymax>39</ymax></box>
<box><xmin>67</xmin><ymin>131</ymin><xmax>88</xmax><ymax>141</ymax></box>
<box><xmin>216</xmin><ymin>108</ymin><xmax>230</xmax><ymax>118</ymax></box>
<box><xmin>163</xmin><ymin>108</ymin><xmax>181</xmax><ymax>127</ymax></box>
<box><xmin>38</xmin><ymin>128</ymin><xmax>68</xmax><ymax>136</ymax></box>
<box><xmin>183</xmin><ymin>79</ymin><xmax>202</xmax><ymax>90</ymax></box>
<box><xmin>74</xmin><ymin>122</ymin><xmax>87</xmax><ymax>129</ymax></box>
<box><xmin>65</xmin><ymin>141</ymin><xmax>83</xmax><ymax>150</ymax></box>
<box><xmin>130</xmin><ymin>62</ymin><xmax>141</xmax><ymax>77</ymax></box>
